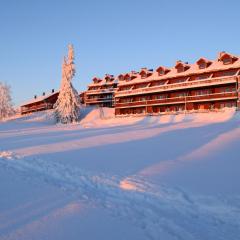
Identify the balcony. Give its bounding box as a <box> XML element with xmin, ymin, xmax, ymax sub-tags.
<box><xmin>21</xmin><ymin>103</ymin><xmax>53</xmax><ymax>114</ymax></box>
<box><xmin>115</xmin><ymin>76</ymin><xmax>237</xmax><ymax>97</ymax></box>
<box><xmin>85</xmin><ymin>98</ymin><xmax>113</xmax><ymax>104</ymax></box>
<box><xmin>115</xmin><ymin>92</ymin><xmax>237</xmax><ymax>108</ymax></box>
<box><xmin>86</xmin><ymin>88</ymin><xmax>115</xmax><ymax>95</ymax></box>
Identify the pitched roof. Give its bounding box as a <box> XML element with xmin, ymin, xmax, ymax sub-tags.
<box><xmin>118</xmin><ymin>52</ymin><xmax>240</xmax><ymax>86</ymax></box>
<box><xmin>20</xmin><ymin>91</ymin><xmax>59</xmax><ymax>107</ymax></box>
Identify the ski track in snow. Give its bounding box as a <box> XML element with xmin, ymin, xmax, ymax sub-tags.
<box><xmin>0</xmin><ymin>151</ymin><xmax>240</xmax><ymax>240</ymax></box>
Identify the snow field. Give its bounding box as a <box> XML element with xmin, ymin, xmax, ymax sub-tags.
<box><xmin>0</xmin><ymin>107</ymin><xmax>239</xmax><ymax>240</ymax></box>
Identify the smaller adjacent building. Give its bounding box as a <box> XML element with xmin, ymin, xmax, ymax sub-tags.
<box><xmin>20</xmin><ymin>90</ymin><xmax>59</xmax><ymax>115</ymax></box>
<box><xmin>20</xmin><ymin>90</ymin><xmax>86</xmax><ymax>115</ymax></box>
<box><xmin>85</xmin><ymin>74</ymin><xmax>118</xmax><ymax>107</ymax></box>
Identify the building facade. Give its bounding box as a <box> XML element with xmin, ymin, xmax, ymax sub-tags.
<box><xmin>114</xmin><ymin>52</ymin><xmax>240</xmax><ymax>115</ymax></box>
<box><xmin>85</xmin><ymin>74</ymin><xmax>118</xmax><ymax>107</ymax></box>
<box><xmin>20</xmin><ymin>90</ymin><xmax>85</xmax><ymax>114</ymax></box>
<box><xmin>20</xmin><ymin>90</ymin><xmax>59</xmax><ymax>115</ymax></box>
<box><xmin>21</xmin><ymin>51</ymin><xmax>240</xmax><ymax>116</ymax></box>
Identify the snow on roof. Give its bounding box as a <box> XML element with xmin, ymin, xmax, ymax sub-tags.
<box><xmin>88</xmin><ymin>75</ymin><xmax>118</xmax><ymax>87</ymax></box>
<box><xmin>20</xmin><ymin>91</ymin><xmax>59</xmax><ymax>107</ymax></box>
<box><xmin>118</xmin><ymin>52</ymin><xmax>240</xmax><ymax>86</ymax></box>
<box><xmin>217</xmin><ymin>51</ymin><xmax>238</xmax><ymax>61</ymax></box>
<box><xmin>196</xmin><ymin>57</ymin><xmax>212</xmax><ymax>65</ymax></box>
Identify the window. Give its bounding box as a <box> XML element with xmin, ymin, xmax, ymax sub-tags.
<box><xmin>221</xmin><ymin>86</ymin><xmax>235</xmax><ymax>93</ymax></box>
<box><xmin>122</xmin><ymin>98</ymin><xmax>132</xmax><ymax>103</ymax></box>
<box><xmin>217</xmin><ymin>70</ymin><xmax>237</xmax><ymax>77</ymax></box>
<box><xmin>176</xmin><ymin>93</ymin><xmax>185</xmax><ymax>97</ymax></box>
<box><xmin>169</xmin><ymin>78</ymin><xmax>186</xmax><ymax>84</ymax></box>
<box><xmin>220</xmin><ymin>102</ymin><xmax>235</xmax><ymax>108</ymax></box>
<box><xmin>176</xmin><ymin>66</ymin><xmax>184</xmax><ymax>73</ymax></box>
<box><xmin>151</xmin><ymin>81</ymin><xmax>164</xmax><ymax>87</ymax></box>
<box><xmin>106</xmin><ymin>95</ymin><xmax>112</xmax><ymax>99</ymax></box>
<box><xmin>199</xmin><ymin>63</ymin><xmax>206</xmax><ymax>69</ymax></box>
<box><xmin>140</xmin><ymin>97</ymin><xmax>146</xmax><ymax>101</ymax></box>
<box><xmin>120</xmin><ymin>86</ymin><xmax>132</xmax><ymax>91</ymax></box>
<box><xmin>225</xmin><ymin>87</ymin><xmax>230</xmax><ymax>92</ymax></box>
<box><xmin>195</xmin><ymin>74</ymin><xmax>209</xmax><ymax>80</ymax></box>
<box><xmin>195</xmin><ymin>89</ymin><xmax>211</xmax><ymax>96</ymax></box>
<box><xmin>223</xmin><ymin>57</ymin><xmax>232</xmax><ymax>65</ymax></box>
<box><xmin>226</xmin><ymin>102</ymin><xmax>233</xmax><ymax>108</ymax></box>
<box><xmin>156</xmin><ymin>95</ymin><xmax>166</xmax><ymax>99</ymax></box>
<box><xmin>159</xmin><ymin>69</ymin><xmax>164</xmax><ymax>75</ymax></box>
<box><xmin>135</xmin><ymin>84</ymin><xmax>148</xmax><ymax>89</ymax></box>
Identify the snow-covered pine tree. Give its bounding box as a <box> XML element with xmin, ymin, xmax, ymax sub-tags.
<box><xmin>54</xmin><ymin>44</ymin><xmax>81</xmax><ymax>124</ymax></box>
<box><xmin>0</xmin><ymin>82</ymin><xmax>14</xmax><ymax>120</ymax></box>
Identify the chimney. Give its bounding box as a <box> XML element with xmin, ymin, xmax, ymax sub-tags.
<box><xmin>52</xmin><ymin>89</ymin><xmax>54</xmax><ymax>93</ymax></box>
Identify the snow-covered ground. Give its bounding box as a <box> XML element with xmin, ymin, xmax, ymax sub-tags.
<box><xmin>0</xmin><ymin>108</ymin><xmax>240</xmax><ymax>240</ymax></box>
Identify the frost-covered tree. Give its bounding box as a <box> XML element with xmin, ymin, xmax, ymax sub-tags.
<box><xmin>54</xmin><ymin>44</ymin><xmax>81</xmax><ymax>124</ymax></box>
<box><xmin>0</xmin><ymin>82</ymin><xmax>14</xmax><ymax>120</ymax></box>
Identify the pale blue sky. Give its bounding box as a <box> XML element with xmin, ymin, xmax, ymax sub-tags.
<box><xmin>0</xmin><ymin>0</ymin><xmax>239</xmax><ymax>105</ymax></box>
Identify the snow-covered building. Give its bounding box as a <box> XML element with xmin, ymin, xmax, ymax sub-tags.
<box><xmin>20</xmin><ymin>90</ymin><xmax>86</xmax><ymax>115</ymax></box>
<box><xmin>114</xmin><ymin>52</ymin><xmax>240</xmax><ymax>115</ymax></box>
<box><xmin>21</xmin><ymin>51</ymin><xmax>240</xmax><ymax>116</ymax></box>
<box><xmin>20</xmin><ymin>90</ymin><xmax>59</xmax><ymax>115</ymax></box>
<box><xmin>85</xmin><ymin>74</ymin><xmax>118</xmax><ymax>107</ymax></box>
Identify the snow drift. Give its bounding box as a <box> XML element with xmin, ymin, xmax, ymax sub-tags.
<box><xmin>0</xmin><ymin>108</ymin><xmax>239</xmax><ymax>240</ymax></box>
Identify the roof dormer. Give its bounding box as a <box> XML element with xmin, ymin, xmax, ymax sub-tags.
<box><xmin>124</xmin><ymin>73</ymin><xmax>132</xmax><ymax>81</ymax></box>
<box><xmin>123</xmin><ymin>71</ymin><xmax>138</xmax><ymax>81</ymax></box>
<box><xmin>196</xmin><ymin>58</ymin><xmax>212</xmax><ymax>69</ymax></box>
<box><xmin>175</xmin><ymin>60</ymin><xmax>190</xmax><ymax>73</ymax></box>
<box><xmin>105</xmin><ymin>74</ymin><xmax>114</xmax><ymax>82</ymax></box>
<box><xmin>139</xmin><ymin>68</ymin><xmax>153</xmax><ymax>79</ymax></box>
<box><xmin>118</xmin><ymin>74</ymin><xmax>124</xmax><ymax>81</ymax></box>
<box><xmin>92</xmin><ymin>77</ymin><xmax>102</xmax><ymax>84</ymax></box>
<box><xmin>218</xmin><ymin>51</ymin><xmax>238</xmax><ymax>65</ymax></box>
<box><xmin>130</xmin><ymin>71</ymin><xmax>138</xmax><ymax>79</ymax></box>
<box><xmin>156</xmin><ymin>66</ymin><xmax>170</xmax><ymax>76</ymax></box>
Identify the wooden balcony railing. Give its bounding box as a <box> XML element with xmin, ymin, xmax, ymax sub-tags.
<box><xmin>115</xmin><ymin>76</ymin><xmax>237</xmax><ymax>97</ymax></box>
<box><xmin>86</xmin><ymin>89</ymin><xmax>115</xmax><ymax>95</ymax></box>
<box><xmin>21</xmin><ymin>103</ymin><xmax>53</xmax><ymax>114</ymax></box>
<box><xmin>85</xmin><ymin>98</ymin><xmax>113</xmax><ymax>103</ymax></box>
<box><xmin>115</xmin><ymin>92</ymin><xmax>237</xmax><ymax>108</ymax></box>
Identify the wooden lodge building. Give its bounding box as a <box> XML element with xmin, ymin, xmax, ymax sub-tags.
<box><xmin>20</xmin><ymin>51</ymin><xmax>240</xmax><ymax>116</ymax></box>
<box><xmin>20</xmin><ymin>90</ymin><xmax>59</xmax><ymax>115</ymax></box>
<box><xmin>20</xmin><ymin>90</ymin><xmax>85</xmax><ymax>115</ymax></box>
<box><xmin>114</xmin><ymin>51</ymin><xmax>240</xmax><ymax>115</ymax></box>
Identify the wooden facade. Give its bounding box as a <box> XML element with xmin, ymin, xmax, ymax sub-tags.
<box><xmin>85</xmin><ymin>74</ymin><xmax>118</xmax><ymax>107</ymax></box>
<box><xmin>114</xmin><ymin>52</ymin><xmax>240</xmax><ymax>115</ymax></box>
<box><xmin>21</xmin><ymin>51</ymin><xmax>240</xmax><ymax>116</ymax></box>
<box><xmin>20</xmin><ymin>91</ymin><xmax>59</xmax><ymax>115</ymax></box>
<box><xmin>20</xmin><ymin>91</ymin><xmax>86</xmax><ymax>115</ymax></box>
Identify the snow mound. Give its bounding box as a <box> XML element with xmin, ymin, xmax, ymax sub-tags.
<box><xmin>0</xmin><ymin>107</ymin><xmax>240</xmax><ymax>240</ymax></box>
<box><xmin>80</xmin><ymin>107</ymin><xmax>115</xmax><ymax>127</ymax></box>
<box><xmin>3</xmin><ymin>107</ymin><xmax>237</xmax><ymax>130</ymax></box>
